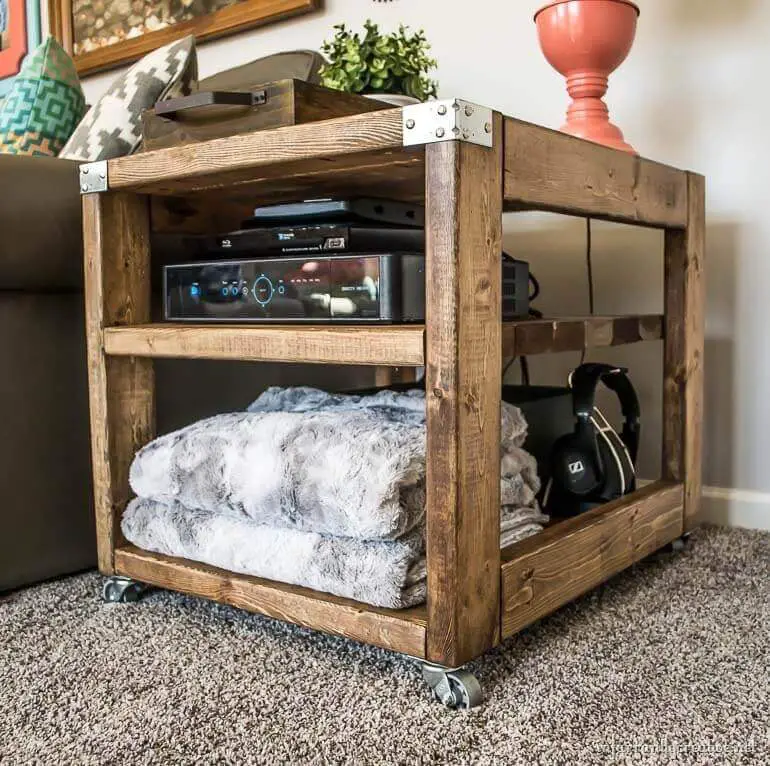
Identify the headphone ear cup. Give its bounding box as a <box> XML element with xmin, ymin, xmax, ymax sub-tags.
<box><xmin>550</xmin><ymin>432</ymin><xmax>601</xmax><ymax>497</ymax></box>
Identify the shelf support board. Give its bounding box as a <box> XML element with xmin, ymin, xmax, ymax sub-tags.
<box><xmin>114</xmin><ymin>545</ymin><xmax>428</xmax><ymax>658</ymax></box>
<box><xmin>103</xmin><ymin>324</ymin><xmax>426</xmax><ymax>366</ymax></box>
<box><xmin>500</xmin><ymin>481</ymin><xmax>684</xmax><ymax>638</ymax></box>
<box><xmin>503</xmin><ymin>117</ymin><xmax>688</xmax><ymax>228</ymax></box>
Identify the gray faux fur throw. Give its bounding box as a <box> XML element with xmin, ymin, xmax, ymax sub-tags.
<box><xmin>129</xmin><ymin>387</ymin><xmax>542</xmax><ymax>541</ymax></box>
<box><xmin>122</xmin><ymin>498</ymin><xmax>548</xmax><ymax>608</ymax></box>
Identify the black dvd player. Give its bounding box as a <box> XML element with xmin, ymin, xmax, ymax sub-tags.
<box><xmin>164</xmin><ymin>254</ymin><xmax>529</xmax><ymax>324</ymax></box>
<box><xmin>185</xmin><ymin>223</ymin><xmax>424</xmax><ymax>258</ymax></box>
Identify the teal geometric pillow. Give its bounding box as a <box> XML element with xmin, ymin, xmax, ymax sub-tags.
<box><xmin>0</xmin><ymin>37</ymin><xmax>86</xmax><ymax>157</ymax></box>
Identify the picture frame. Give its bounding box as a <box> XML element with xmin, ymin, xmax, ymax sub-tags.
<box><xmin>48</xmin><ymin>0</ymin><xmax>319</xmax><ymax>77</ymax></box>
<box><xmin>0</xmin><ymin>0</ymin><xmax>42</xmax><ymax>97</ymax></box>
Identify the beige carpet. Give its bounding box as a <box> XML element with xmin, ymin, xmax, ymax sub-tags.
<box><xmin>1</xmin><ymin>525</ymin><xmax>768</xmax><ymax>765</ymax></box>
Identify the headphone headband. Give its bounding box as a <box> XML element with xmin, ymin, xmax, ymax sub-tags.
<box><xmin>569</xmin><ymin>363</ymin><xmax>640</xmax><ymax>462</ymax></box>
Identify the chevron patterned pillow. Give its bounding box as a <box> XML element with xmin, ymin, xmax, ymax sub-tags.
<box><xmin>59</xmin><ymin>36</ymin><xmax>197</xmax><ymax>162</ymax></box>
<box><xmin>0</xmin><ymin>37</ymin><xmax>86</xmax><ymax>157</ymax></box>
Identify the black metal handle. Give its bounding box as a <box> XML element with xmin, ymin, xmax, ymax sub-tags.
<box><xmin>153</xmin><ymin>90</ymin><xmax>268</xmax><ymax>119</ymax></box>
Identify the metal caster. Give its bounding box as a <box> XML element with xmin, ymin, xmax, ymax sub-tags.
<box><xmin>422</xmin><ymin>664</ymin><xmax>483</xmax><ymax>710</ymax></box>
<box><xmin>665</xmin><ymin>532</ymin><xmax>692</xmax><ymax>554</ymax></box>
<box><xmin>102</xmin><ymin>576</ymin><xmax>147</xmax><ymax>603</ymax></box>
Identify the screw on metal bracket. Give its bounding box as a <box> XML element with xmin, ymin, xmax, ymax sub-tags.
<box><xmin>79</xmin><ymin>160</ymin><xmax>108</xmax><ymax>194</ymax></box>
<box><xmin>401</xmin><ymin>99</ymin><xmax>493</xmax><ymax>148</ymax></box>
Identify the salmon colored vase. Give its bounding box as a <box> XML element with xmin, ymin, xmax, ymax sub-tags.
<box><xmin>535</xmin><ymin>0</ymin><xmax>639</xmax><ymax>154</ymax></box>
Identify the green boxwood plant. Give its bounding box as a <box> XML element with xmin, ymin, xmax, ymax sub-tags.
<box><xmin>319</xmin><ymin>20</ymin><xmax>438</xmax><ymax>101</ymax></box>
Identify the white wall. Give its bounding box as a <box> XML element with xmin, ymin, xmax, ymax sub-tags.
<box><xmin>67</xmin><ymin>0</ymin><xmax>770</xmax><ymax>527</ymax></box>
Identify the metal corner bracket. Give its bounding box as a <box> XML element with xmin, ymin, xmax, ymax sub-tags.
<box><xmin>79</xmin><ymin>161</ymin><xmax>108</xmax><ymax>194</ymax></box>
<box><xmin>402</xmin><ymin>99</ymin><xmax>493</xmax><ymax>148</ymax></box>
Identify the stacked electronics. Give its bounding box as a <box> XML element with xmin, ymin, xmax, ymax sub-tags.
<box><xmin>164</xmin><ymin>198</ymin><xmax>530</xmax><ymax>324</ymax></box>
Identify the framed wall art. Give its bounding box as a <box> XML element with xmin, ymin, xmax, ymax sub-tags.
<box><xmin>48</xmin><ymin>0</ymin><xmax>319</xmax><ymax>76</ymax></box>
<box><xmin>0</xmin><ymin>0</ymin><xmax>42</xmax><ymax>96</ymax></box>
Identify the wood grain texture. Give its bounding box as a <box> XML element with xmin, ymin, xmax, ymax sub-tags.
<box><xmin>104</xmin><ymin>324</ymin><xmax>425</xmax><ymax>366</ymax></box>
<box><xmin>109</xmin><ymin>110</ymin><xmax>407</xmax><ymax>195</ymax></box>
<box><xmin>502</xmin><ymin>315</ymin><xmax>663</xmax><ymax>358</ymax></box>
<box><xmin>114</xmin><ymin>545</ymin><xmax>427</xmax><ymax>658</ymax></box>
<box><xmin>141</xmin><ymin>80</ymin><xmax>385</xmax><ymax>152</ymax></box>
<box><xmin>503</xmin><ymin>117</ymin><xmax>688</xmax><ymax>228</ymax></box>
<box><xmin>83</xmin><ymin>193</ymin><xmax>155</xmax><ymax>575</ymax></box>
<box><xmin>424</xmin><ymin>113</ymin><xmax>503</xmax><ymax>667</ymax></box>
<box><xmin>663</xmin><ymin>173</ymin><xmax>706</xmax><ymax>530</ymax></box>
<box><xmin>501</xmin><ymin>482</ymin><xmax>684</xmax><ymax>638</ymax></box>
<box><xmin>54</xmin><ymin>0</ymin><xmax>317</xmax><ymax>77</ymax></box>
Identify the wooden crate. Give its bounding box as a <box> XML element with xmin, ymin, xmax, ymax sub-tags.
<box><xmin>141</xmin><ymin>79</ymin><xmax>386</xmax><ymax>152</ymax></box>
<box><xmin>82</xmin><ymin>103</ymin><xmax>704</xmax><ymax>670</ymax></box>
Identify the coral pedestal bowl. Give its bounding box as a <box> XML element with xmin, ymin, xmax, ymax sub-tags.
<box><xmin>535</xmin><ymin>0</ymin><xmax>639</xmax><ymax>154</ymax></box>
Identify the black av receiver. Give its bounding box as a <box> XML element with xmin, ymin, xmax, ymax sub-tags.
<box><xmin>164</xmin><ymin>253</ymin><xmax>530</xmax><ymax>324</ymax></box>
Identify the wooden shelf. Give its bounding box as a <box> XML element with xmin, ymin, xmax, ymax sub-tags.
<box><xmin>103</xmin><ymin>315</ymin><xmax>663</xmax><ymax>365</ymax></box>
<box><xmin>114</xmin><ymin>545</ymin><xmax>428</xmax><ymax>658</ymax></box>
<box><xmin>500</xmin><ymin>481</ymin><xmax>683</xmax><ymax>639</ymax></box>
<box><xmin>107</xmin><ymin>109</ymin><xmax>417</xmax><ymax>197</ymax></box>
<box><xmin>502</xmin><ymin>315</ymin><xmax>663</xmax><ymax>357</ymax></box>
<box><xmin>113</xmin><ymin>481</ymin><xmax>684</xmax><ymax>659</ymax></box>
<box><xmin>103</xmin><ymin>108</ymin><xmax>690</xmax><ymax>232</ymax></box>
<box><xmin>103</xmin><ymin>323</ymin><xmax>425</xmax><ymax>366</ymax></box>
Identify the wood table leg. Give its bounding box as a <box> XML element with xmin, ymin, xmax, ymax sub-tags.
<box><xmin>663</xmin><ymin>173</ymin><xmax>705</xmax><ymax>531</ymax></box>
<box><xmin>83</xmin><ymin>192</ymin><xmax>155</xmax><ymax>574</ymax></box>
<box><xmin>424</xmin><ymin>115</ymin><xmax>504</xmax><ymax>667</ymax></box>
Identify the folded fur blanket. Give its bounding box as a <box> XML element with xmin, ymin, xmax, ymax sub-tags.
<box><xmin>129</xmin><ymin>387</ymin><xmax>542</xmax><ymax>541</ymax></box>
<box><xmin>122</xmin><ymin>498</ymin><xmax>548</xmax><ymax>608</ymax></box>
<box><xmin>123</xmin><ymin>386</ymin><xmax>548</xmax><ymax>608</ymax></box>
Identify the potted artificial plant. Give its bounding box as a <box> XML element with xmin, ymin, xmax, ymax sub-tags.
<box><xmin>319</xmin><ymin>20</ymin><xmax>438</xmax><ymax>106</ymax></box>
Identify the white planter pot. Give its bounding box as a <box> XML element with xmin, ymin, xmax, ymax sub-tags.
<box><xmin>363</xmin><ymin>94</ymin><xmax>421</xmax><ymax>107</ymax></box>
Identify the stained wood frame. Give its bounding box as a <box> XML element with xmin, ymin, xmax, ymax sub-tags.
<box><xmin>49</xmin><ymin>0</ymin><xmax>318</xmax><ymax>77</ymax></box>
<box><xmin>82</xmin><ymin>106</ymin><xmax>704</xmax><ymax>667</ymax></box>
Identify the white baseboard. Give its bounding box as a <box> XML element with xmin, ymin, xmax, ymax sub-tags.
<box><xmin>700</xmin><ymin>486</ymin><xmax>770</xmax><ymax>531</ymax></box>
<box><xmin>637</xmin><ymin>480</ymin><xmax>770</xmax><ymax>531</ymax></box>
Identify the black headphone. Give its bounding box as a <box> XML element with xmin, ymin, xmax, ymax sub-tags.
<box><xmin>545</xmin><ymin>363</ymin><xmax>640</xmax><ymax>514</ymax></box>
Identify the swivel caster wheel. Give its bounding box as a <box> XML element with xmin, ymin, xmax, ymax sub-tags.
<box><xmin>422</xmin><ymin>664</ymin><xmax>483</xmax><ymax>710</ymax></box>
<box><xmin>665</xmin><ymin>532</ymin><xmax>692</xmax><ymax>554</ymax></box>
<box><xmin>102</xmin><ymin>576</ymin><xmax>147</xmax><ymax>603</ymax></box>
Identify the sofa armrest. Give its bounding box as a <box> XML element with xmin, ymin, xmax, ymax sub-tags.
<box><xmin>0</xmin><ymin>155</ymin><xmax>83</xmax><ymax>291</ymax></box>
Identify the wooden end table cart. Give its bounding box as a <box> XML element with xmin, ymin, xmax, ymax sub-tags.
<box><xmin>80</xmin><ymin>99</ymin><xmax>704</xmax><ymax>709</ymax></box>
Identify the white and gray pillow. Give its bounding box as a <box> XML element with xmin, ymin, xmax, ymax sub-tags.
<box><xmin>59</xmin><ymin>35</ymin><xmax>197</xmax><ymax>161</ymax></box>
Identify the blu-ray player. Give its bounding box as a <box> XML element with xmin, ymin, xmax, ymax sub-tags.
<box><xmin>185</xmin><ymin>223</ymin><xmax>424</xmax><ymax>258</ymax></box>
<box><xmin>164</xmin><ymin>253</ymin><xmax>530</xmax><ymax>323</ymax></box>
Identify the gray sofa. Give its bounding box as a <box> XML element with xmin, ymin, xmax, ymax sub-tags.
<box><xmin>0</xmin><ymin>155</ymin><xmax>94</xmax><ymax>591</ymax></box>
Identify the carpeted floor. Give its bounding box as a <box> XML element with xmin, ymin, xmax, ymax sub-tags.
<box><xmin>1</xmin><ymin>525</ymin><xmax>768</xmax><ymax>766</ymax></box>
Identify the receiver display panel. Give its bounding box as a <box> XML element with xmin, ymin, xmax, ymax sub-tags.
<box><xmin>165</xmin><ymin>256</ymin><xmax>381</xmax><ymax>321</ymax></box>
